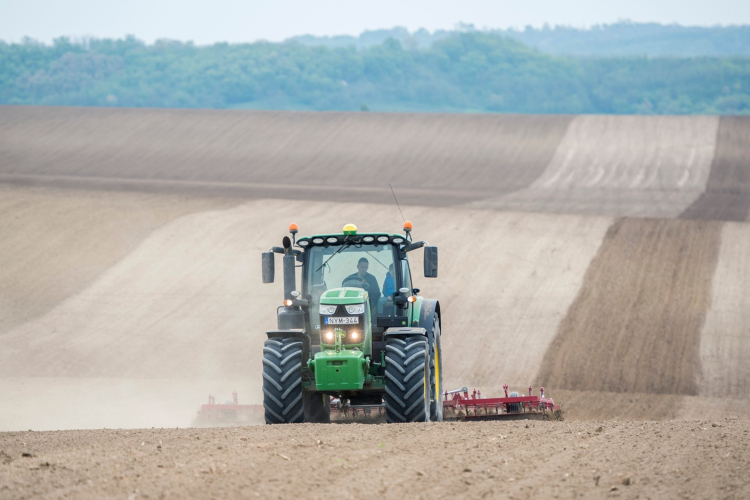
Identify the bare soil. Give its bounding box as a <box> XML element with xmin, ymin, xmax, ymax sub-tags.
<box><xmin>537</xmin><ymin>218</ymin><xmax>722</xmax><ymax>396</ymax></box>
<box><xmin>466</xmin><ymin>115</ymin><xmax>719</xmax><ymax>218</ymax></box>
<box><xmin>0</xmin><ymin>185</ymin><xmax>237</xmax><ymax>335</ymax></box>
<box><xmin>698</xmin><ymin>222</ymin><xmax>750</xmax><ymax>398</ymax></box>
<box><xmin>0</xmin><ymin>194</ymin><xmax>609</xmax><ymax>388</ymax></box>
<box><xmin>1</xmin><ymin>190</ymin><xmax>749</xmax><ymax>430</ymax></box>
<box><xmin>2</xmin><ymin>419</ymin><xmax>749</xmax><ymax>500</ymax></box>
<box><xmin>1</xmin><ymin>108</ymin><xmax>750</xmax><ymax>498</ymax></box>
<box><xmin>681</xmin><ymin>116</ymin><xmax>750</xmax><ymax>222</ymax></box>
<box><xmin>0</xmin><ymin>106</ymin><xmax>571</xmax><ymax>205</ymax></box>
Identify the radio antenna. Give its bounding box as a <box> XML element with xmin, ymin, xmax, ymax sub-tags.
<box><xmin>389</xmin><ymin>183</ymin><xmax>406</xmax><ymax>222</ymax></box>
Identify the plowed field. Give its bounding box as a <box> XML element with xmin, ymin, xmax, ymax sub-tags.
<box><xmin>1</xmin><ymin>107</ymin><xmax>749</xmax><ymax>499</ymax></box>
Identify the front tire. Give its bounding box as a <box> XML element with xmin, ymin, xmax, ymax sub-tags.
<box><xmin>262</xmin><ymin>338</ymin><xmax>304</xmax><ymax>424</ymax></box>
<box><xmin>384</xmin><ymin>336</ymin><xmax>430</xmax><ymax>423</ymax></box>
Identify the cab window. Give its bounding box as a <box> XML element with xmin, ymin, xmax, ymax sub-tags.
<box><xmin>401</xmin><ymin>258</ymin><xmax>413</xmax><ymax>294</ymax></box>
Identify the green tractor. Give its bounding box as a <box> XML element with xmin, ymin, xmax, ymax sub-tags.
<box><xmin>261</xmin><ymin>221</ymin><xmax>442</xmax><ymax>424</ymax></box>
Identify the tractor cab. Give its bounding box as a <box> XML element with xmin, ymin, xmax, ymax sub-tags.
<box><xmin>302</xmin><ymin>227</ymin><xmax>414</xmax><ymax>343</ymax></box>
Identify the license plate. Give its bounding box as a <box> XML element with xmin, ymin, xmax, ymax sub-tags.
<box><xmin>324</xmin><ymin>316</ymin><xmax>359</xmax><ymax>325</ymax></box>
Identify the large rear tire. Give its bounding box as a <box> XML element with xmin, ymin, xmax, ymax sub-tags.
<box><xmin>262</xmin><ymin>338</ymin><xmax>304</xmax><ymax>424</ymax></box>
<box><xmin>429</xmin><ymin>316</ymin><xmax>443</xmax><ymax>422</ymax></box>
<box><xmin>384</xmin><ymin>336</ymin><xmax>430</xmax><ymax>423</ymax></box>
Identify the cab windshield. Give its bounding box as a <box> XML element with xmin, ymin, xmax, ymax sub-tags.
<box><xmin>306</xmin><ymin>243</ymin><xmax>397</xmax><ymax>324</ymax></box>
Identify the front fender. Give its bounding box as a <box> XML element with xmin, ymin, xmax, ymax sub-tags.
<box><xmin>413</xmin><ymin>298</ymin><xmax>440</xmax><ymax>337</ymax></box>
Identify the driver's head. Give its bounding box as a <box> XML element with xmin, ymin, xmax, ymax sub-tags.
<box><xmin>357</xmin><ymin>257</ymin><xmax>369</xmax><ymax>277</ymax></box>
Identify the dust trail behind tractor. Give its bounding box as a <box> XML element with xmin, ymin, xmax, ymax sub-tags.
<box><xmin>193</xmin><ymin>393</ymin><xmax>265</xmax><ymax>427</ymax></box>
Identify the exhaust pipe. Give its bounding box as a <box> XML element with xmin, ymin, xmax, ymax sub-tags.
<box><xmin>282</xmin><ymin>236</ymin><xmax>296</xmax><ymax>300</ymax></box>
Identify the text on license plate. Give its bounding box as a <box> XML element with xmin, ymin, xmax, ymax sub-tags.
<box><xmin>324</xmin><ymin>317</ymin><xmax>359</xmax><ymax>325</ymax></box>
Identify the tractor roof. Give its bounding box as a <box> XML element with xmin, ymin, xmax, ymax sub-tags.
<box><xmin>296</xmin><ymin>232</ymin><xmax>408</xmax><ymax>248</ymax></box>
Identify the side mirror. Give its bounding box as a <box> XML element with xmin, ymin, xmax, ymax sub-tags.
<box><xmin>262</xmin><ymin>252</ymin><xmax>275</xmax><ymax>283</ymax></box>
<box><xmin>424</xmin><ymin>246</ymin><xmax>438</xmax><ymax>278</ymax></box>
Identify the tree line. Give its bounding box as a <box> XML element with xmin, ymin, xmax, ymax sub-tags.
<box><xmin>1</xmin><ymin>32</ymin><xmax>748</xmax><ymax>114</ymax></box>
<box><xmin>290</xmin><ymin>23</ymin><xmax>750</xmax><ymax>58</ymax></box>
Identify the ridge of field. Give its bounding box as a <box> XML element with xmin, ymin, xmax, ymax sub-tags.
<box><xmin>2</xmin><ymin>108</ymin><xmax>750</xmax><ymax>430</ymax></box>
<box><xmin>0</xmin><ymin>185</ymin><xmax>239</xmax><ymax>335</ymax></box>
<box><xmin>0</xmin><ymin>193</ymin><xmax>609</xmax><ymax>384</ymax></box>
<box><xmin>680</xmin><ymin>116</ymin><xmax>750</xmax><ymax>222</ymax></box>
<box><xmin>536</xmin><ymin>218</ymin><xmax>722</xmax><ymax>396</ymax></box>
<box><xmin>0</xmin><ymin>189</ymin><xmax>614</xmax><ymax>429</ymax></box>
<box><xmin>4</xmin><ymin>107</ymin><xmax>749</xmax><ymax>221</ymax></box>
<box><xmin>465</xmin><ymin>115</ymin><xmax>720</xmax><ymax>218</ymax></box>
<box><xmin>0</xmin><ymin>106</ymin><xmax>571</xmax><ymax>205</ymax></box>
<box><xmin>3</xmin><ymin>187</ymin><xmax>750</xmax><ymax>430</ymax></box>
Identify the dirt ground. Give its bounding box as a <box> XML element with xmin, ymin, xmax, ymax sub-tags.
<box><xmin>1</xmin><ymin>172</ymin><xmax>749</xmax><ymax>429</ymax></box>
<box><xmin>0</xmin><ymin>192</ymin><xmax>611</xmax><ymax>385</ymax></box>
<box><xmin>0</xmin><ymin>106</ymin><xmax>571</xmax><ymax>205</ymax></box>
<box><xmin>537</xmin><ymin>218</ymin><xmax>722</xmax><ymax>396</ymax></box>
<box><xmin>698</xmin><ymin>222</ymin><xmax>750</xmax><ymax>399</ymax></box>
<box><xmin>4</xmin><ymin>107</ymin><xmax>749</xmax><ymax>220</ymax></box>
<box><xmin>467</xmin><ymin>115</ymin><xmax>719</xmax><ymax>219</ymax></box>
<box><xmin>0</xmin><ymin>185</ymin><xmax>238</xmax><ymax>334</ymax></box>
<box><xmin>681</xmin><ymin>116</ymin><xmax>750</xmax><ymax>222</ymax></box>
<box><xmin>1</xmin><ymin>419</ymin><xmax>749</xmax><ymax>500</ymax></box>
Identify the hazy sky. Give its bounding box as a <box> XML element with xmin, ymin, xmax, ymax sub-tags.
<box><xmin>2</xmin><ymin>0</ymin><xmax>748</xmax><ymax>45</ymax></box>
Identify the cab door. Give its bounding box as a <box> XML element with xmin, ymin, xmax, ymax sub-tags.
<box><xmin>400</xmin><ymin>256</ymin><xmax>414</xmax><ymax>321</ymax></box>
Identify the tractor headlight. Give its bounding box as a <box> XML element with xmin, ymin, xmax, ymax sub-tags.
<box><xmin>345</xmin><ymin>304</ymin><xmax>365</xmax><ymax>315</ymax></box>
<box><xmin>350</xmin><ymin>331</ymin><xmax>359</xmax><ymax>341</ymax></box>
<box><xmin>319</xmin><ymin>305</ymin><xmax>337</xmax><ymax>315</ymax></box>
<box><xmin>298</xmin><ymin>239</ymin><xmax>309</xmax><ymax>247</ymax></box>
<box><xmin>362</xmin><ymin>236</ymin><xmax>374</xmax><ymax>243</ymax></box>
<box><xmin>326</xmin><ymin>237</ymin><xmax>338</xmax><ymax>244</ymax></box>
<box><xmin>377</xmin><ymin>236</ymin><xmax>389</xmax><ymax>243</ymax></box>
<box><xmin>312</xmin><ymin>238</ymin><xmax>324</xmax><ymax>245</ymax></box>
<box><xmin>392</xmin><ymin>237</ymin><xmax>404</xmax><ymax>244</ymax></box>
<box><xmin>324</xmin><ymin>331</ymin><xmax>334</xmax><ymax>342</ymax></box>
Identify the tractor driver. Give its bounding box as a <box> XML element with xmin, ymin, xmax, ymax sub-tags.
<box><xmin>342</xmin><ymin>257</ymin><xmax>381</xmax><ymax>310</ymax></box>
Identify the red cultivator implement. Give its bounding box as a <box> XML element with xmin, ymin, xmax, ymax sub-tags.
<box><xmin>443</xmin><ymin>385</ymin><xmax>562</xmax><ymax>421</ymax></box>
<box><xmin>330</xmin><ymin>398</ymin><xmax>385</xmax><ymax>423</ymax></box>
<box><xmin>194</xmin><ymin>385</ymin><xmax>562</xmax><ymax>426</ymax></box>
<box><xmin>193</xmin><ymin>392</ymin><xmax>265</xmax><ymax>427</ymax></box>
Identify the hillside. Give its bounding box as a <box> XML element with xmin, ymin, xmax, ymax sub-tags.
<box><xmin>1</xmin><ymin>107</ymin><xmax>749</xmax><ymax>432</ymax></box>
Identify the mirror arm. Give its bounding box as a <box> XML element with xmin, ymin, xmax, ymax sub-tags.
<box><xmin>404</xmin><ymin>241</ymin><xmax>428</xmax><ymax>253</ymax></box>
<box><xmin>269</xmin><ymin>246</ymin><xmax>301</xmax><ymax>256</ymax></box>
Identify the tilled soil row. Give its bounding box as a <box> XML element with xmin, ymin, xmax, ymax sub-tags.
<box><xmin>537</xmin><ymin>218</ymin><xmax>722</xmax><ymax>396</ymax></box>
<box><xmin>6</xmin><ymin>108</ymin><xmax>750</xmax><ymax>221</ymax></box>
<box><xmin>469</xmin><ymin>115</ymin><xmax>719</xmax><ymax>218</ymax></box>
<box><xmin>681</xmin><ymin>116</ymin><xmax>750</xmax><ymax>222</ymax></box>
<box><xmin>0</xmin><ymin>106</ymin><xmax>571</xmax><ymax>202</ymax></box>
<box><xmin>0</xmin><ymin>185</ymin><xmax>239</xmax><ymax>335</ymax></box>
